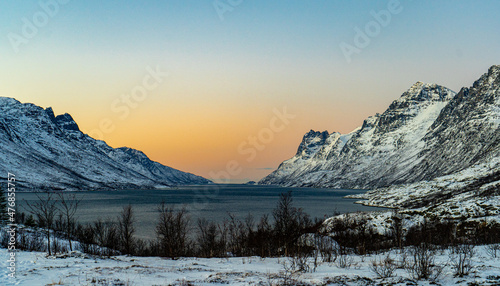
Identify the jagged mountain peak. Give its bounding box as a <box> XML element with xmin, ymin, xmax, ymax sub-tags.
<box><xmin>431</xmin><ymin>64</ymin><xmax>500</xmax><ymax>131</ymax></box>
<box><xmin>296</xmin><ymin>130</ymin><xmax>330</xmax><ymax>156</ymax></box>
<box><xmin>303</xmin><ymin>129</ymin><xmax>330</xmax><ymax>140</ymax></box>
<box><xmin>54</xmin><ymin>113</ymin><xmax>80</xmax><ymax>131</ymax></box>
<box><xmin>0</xmin><ymin>98</ymin><xmax>62</xmax><ymax>123</ymax></box>
<box><xmin>372</xmin><ymin>82</ymin><xmax>456</xmax><ymax>134</ymax></box>
<box><xmin>473</xmin><ymin>64</ymin><xmax>500</xmax><ymax>89</ymax></box>
<box><xmin>487</xmin><ymin>64</ymin><xmax>500</xmax><ymax>76</ymax></box>
<box><xmin>44</xmin><ymin>107</ymin><xmax>56</xmax><ymax>121</ymax></box>
<box><xmin>398</xmin><ymin>82</ymin><xmax>455</xmax><ymax>103</ymax></box>
<box><xmin>260</xmin><ymin>65</ymin><xmax>500</xmax><ymax>189</ymax></box>
<box><xmin>408</xmin><ymin>81</ymin><xmax>426</xmax><ymax>91</ymax></box>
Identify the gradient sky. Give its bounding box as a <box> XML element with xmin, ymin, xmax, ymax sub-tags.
<box><xmin>1</xmin><ymin>1</ymin><xmax>499</xmax><ymax>183</ymax></box>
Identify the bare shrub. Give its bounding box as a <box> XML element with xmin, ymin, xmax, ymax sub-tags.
<box><xmin>17</xmin><ymin>228</ymin><xmax>45</xmax><ymax>252</ymax></box>
<box><xmin>225</xmin><ymin>214</ymin><xmax>245</xmax><ymax>256</ymax></box>
<box><xmin>313</xmin><ymin>234</ymin><xmax>338</xmax><ymax>263</ymax></box>
<box><xmin>450</xmin><ymin>243</ymin><xmax>475</xmax><ymax>277</ymax></box>
<box><xmin>56</xmin><ymin>192</ymin><xmax>81</xmax><ymax>252</ymax></box>
<box><xmin>336</xmin><ymin>245</ymin><xmax>352</xmax><ymax>269</ymax></box>
<box><xmin>75</xmin><ymin>223</ymin><xmax>100</xmax><ymax>255</ymax></box>
<box><xmin>273</xmin><ymin>191</ymin><xmax>314</xmax><ymax>257</ymax></box>
<box><xmin>25</xmin><ymin>192</ymin><xmax>59</xmax><ymax>256</ymax></box>
<box><xmin>277</xmin><ymin>258</ymin><xmax>301</xmax><ymax>286</ymax></box>
<box><xmin>197</xmin><ymin>218</ymin><xmax>225</xmax><ymax>257</ymax></box>
<box><xmin>290</xmin><ymin>252</ymin><xmax>311</xmax><ymax>273</ymax></box>
<box><xmin>134</xmin><ymin>238</ymin><xmax>150</xmax><ymax>256</ymax></box>
<box><xmin>51</xmin><ymin>237</ymin><xmax>67</xmax><ymax>255</ymax></box>
<box><xmin>327</xmin><ymin>212</ymin><xmax>387</xmax><ymax>254</ymax></box>
<box><xmin>370</xmin><ymin>253</ymin><xmax>396</xmax><ymax>279</ymax></box>
<box><xmin>0</xmin><ymin>186</ymin><xmax>8</xmax><ymax>225</ymax></box>
<box><xmin>24</xmin><ymin>214</ymin><xmax>37</xmax><ymax>227</ymax></box>
<box><xmin>118</xmin><ymin>204</ymin><xmax>135</xmax><ymax>255</ymax></box>
<box><xmin>486</xmin><ymin>243</ymin><xmax>500</xmax><ymax>258</ymax></box>
<box><xmin>253</xmin><ymin>214</ymin><xmax>273</xmax><ymax>257</ymax></box>
<box><xmin>155</xmin><ymin>203</ymin><xmax>191</xmax><ymax>259</ymax></box>
<box><xmin>93</xmin><ymin>219</ymin><xmax>120</xmax><ymax>256</ymax></box>
<box><xmin>406</xmin><ymin>218</ymin><xmax>452</xmax><ymax>247</ymax></box>
<box><xmin>0</xmin><ymin>228</ymin><xmax>9</xmax><ymax>248</ymax></box>
<box><xmin>405</xmin><ymin>242</ymin><xmax>443</xmax><ymax>281</ymax></box>
<box><xmin>389</xmin><ymin>209</ymin><xmax>406</xmax><ymax>250</ymax></box>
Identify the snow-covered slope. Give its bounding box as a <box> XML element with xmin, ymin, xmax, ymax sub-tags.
<box><xmin>261</xmin><ymin>82</ymin><xmax>457</xmax><ymax>188</ymax></box>
<box><xmin>260</xmin><ymin>65</ymin><xmax>500</xmax><ymax>189</ymax></box>
<box><xmin>2</xmin><ymin>246</ymin><xmax>500</xmax><ymax>285</ymax></box>
<box><xmin>0</xmin><ymin>98</ymin><xmax>211</xmax><ymax>190</ymax></box>
<box><xmin>348</xmin><ymin>156</ymin><xmax>500</xmax><ymax>218</ymax></box>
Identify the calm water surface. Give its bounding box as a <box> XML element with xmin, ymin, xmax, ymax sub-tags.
<box><xmin>16</xmin><ymin>184</ymin><xmax>383</xmax><ymax>239</ymax></box>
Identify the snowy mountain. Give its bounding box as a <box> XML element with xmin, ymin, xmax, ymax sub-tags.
<box><xmin>0</xmin><ymin>98</ymin><xmax>211</xmax><ymax>191</ymax></box>
<box><xmin>260</xmin><ymin>65</ymin><xmax>500</xmax><ymax>190</ymax></box>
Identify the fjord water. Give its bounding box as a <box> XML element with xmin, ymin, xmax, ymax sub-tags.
<box><xmin>17</xmin><ymin>184</ymin><xmax>382</xmax><ymax>239</ymax></box>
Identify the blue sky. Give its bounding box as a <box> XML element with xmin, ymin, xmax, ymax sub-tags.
<box><xmin>1</xmin><ymin>0</ymin><xmax>499</xmax><ymax>182</ymax></box>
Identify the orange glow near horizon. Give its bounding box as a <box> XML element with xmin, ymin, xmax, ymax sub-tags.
<box><xmin>8</xmin><ymin>80</ymin><xmax>389</xmax><ymax>183</ymax></box>
<box><xmin>63</xmin><ymin>90</ymin><xmax>391</xmax><ymax>183</ymax></box>
<box><xmin>2</xmin><ymin>1</ymin><xmax>498</xmax><ymax>183</ymax></box>
<box><xmin>3</xmin><ymin>59</ymin><xmax>488</xmax><ymax>183</ymax></box>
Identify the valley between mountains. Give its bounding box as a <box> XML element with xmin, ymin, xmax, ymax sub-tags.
<box><xmin>2</xmin><ymin>66</ymin><xmax>499</xmax><ymax>223</ymax></box>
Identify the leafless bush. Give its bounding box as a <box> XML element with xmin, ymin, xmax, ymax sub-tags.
<box><xmin>24</xmin><ymin>214</ymin><xmax>37</xmax><ymax>227</ymax></box>
<box><xmin>197</xmin><ymin>218</ymin><xmax>226</xmax><ymax>257</ymax></box>
<box><xmin>93</xmin><ymin>219</ymin><xmax>120</xmax><ymax>256</ymax></box>
<box><xmin>254</xmin><ymin>214</ymin><xmax>273</xmax><ymax>257</ymax></box>
<box><xmin>75</xmin><ymin>223</ymin><xmax>101</xmax><ymax>255</ymax></box>
<box><xmin>336</xmin><ymin>245</ymin><xmax>352</xmax><ymax>269</ymax></box>
<box><xmin>315</xmin><ymin>234</ymin><xmax>338</xmax><ymax>263</ymax></box>
<box><xmin>327</xmin><ymin>212</ymin><xmax>388</xmax><ymax>254</ymax></box>
<box><xmin>450</xmin><ymin>243</ymin><xmax>475</xmax><ymax>277</ymax></box>
<box><xmin>118</xmin><ymin>204</ymin><xmax>135</xmax><ymax>255</ymax></box>
<box><xmin>389</xmin><ymin>209</ymin><xmax>406</xmax><ymax>250</ymax></box>
<box><xmin>273</xmin><ymin>191</ymin><xmax>314</xmax><ymax>257</ymax></box>
<box><xmin>16</xmin><ymin>228</ymin><xmax>45</xmax><ymax>252</ymax></box>
<box><xmin>51</xmin><ymin>237</ymin><xmax>67</xmax><ymax>255</ymax></box>
<box><xmin>290</xmin><ymin>252</ymin><xmax>312</xmax><ymax>273</ymax></box>
<box><xmin>134</xmin><ymin>238</ymin><xmax>150</xmax><ymax>256</ymax></box>
<box><xmin>56</xmin><ymin>192</ymin><xmax>81</xmax><ymax>252</ymax></box>
<box><xmin>25</xmin><ymin>191</ymin><xmax>58</xmax><ymax>255</ymax></box>
<box><xmin>155</xmin><ymin>203</ymin><xmax>191</xmax><ymax>258</ymax></box>
<box><xmin>486</xmin><ymin>243</ymin><xmax>500</xmax><ymax>258</ymax></box>
<box><xmin>405</xmin><ymin>242</ymin><xmax>443</xmax><ymax>281</ymax></box>
<box><xmin>277</xmin><ymin>258</ymin><xmax>301</xmax><ymax>286</ymax></box>
<box><xmin>370</xmin><ymin>253</ymin><xmax>396</xmax><ymax>278</ymax></box>
<box><xmin>398</xmin><ymin>249</ymin><xmax>408</xmax><ymax>269</ymax></box>
<box><xmin>225</xmin><ymin>214</ymin><xmax>247</xmax><ymax>256</ymax></box>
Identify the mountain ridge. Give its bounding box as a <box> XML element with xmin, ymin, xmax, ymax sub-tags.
<box><xmin>0</xmin><ymin>97</ymin><xmax>211</xmax><ymax>191</ymax></box>
<box><xmin>260</xmin><ymin>65</ymin><xmax>500</xmax><ymax>190</ymax></box>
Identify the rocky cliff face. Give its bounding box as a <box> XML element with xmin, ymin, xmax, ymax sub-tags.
<box><xmin>260</xmin><ymin>65</ymin><xmax>500</xmax><ymax>189</ymax></box>
<box><xmin>0</xmin><ymin>98</ymin><xmax>211</xmax><ymax>191</ymax></box>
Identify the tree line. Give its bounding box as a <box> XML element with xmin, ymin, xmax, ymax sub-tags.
<box><xmin>1</xmin><ymin>190</ymin><xmax>325</xmax><ymax>258</ymax></box>
<box><xmin>2</xmin><ymin>188</ymin><xmax>500</xmax><ymax>281</ymax></box>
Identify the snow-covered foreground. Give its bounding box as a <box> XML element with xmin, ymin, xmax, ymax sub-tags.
<box><xmin>2</xmin><ymin>246</ymin><xmax>500</xmax><ymax>285</ymax></box>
